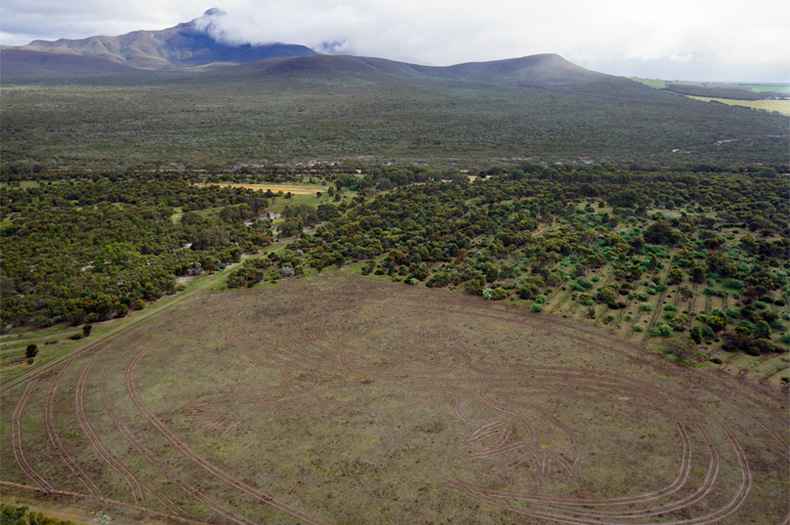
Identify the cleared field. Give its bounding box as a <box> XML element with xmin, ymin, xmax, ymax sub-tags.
<box><xmin>688</xmin><ymin>96</ymin><xmax>790</xmax><ymax>116</ymax></box>
<box><xmin>1</xmin><ymin>273</ymin><xmax>788</xmax><ymax>523</ymax></box>
<box><xmin>203</xmin><ymin>182</ymin><xmax>329</xmax><ymax>195</ymax></box>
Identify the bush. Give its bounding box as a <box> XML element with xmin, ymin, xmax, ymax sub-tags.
<box><xmin>633</xmin><ymin>325</ymin><xmax>645</xmax><ymax>332</ymax></box>
<box><xmin>531</xmin><ymin>303</ymin><xmax>544</xmax><ymax>313</ymax></box>
<box><xmin>706</xmin><ymin>315</ymin><xmax>727</xmax><ymax>332</ymax></box>
<box><xmin>82</xmin><ymin>325</ymin><xmax>93</xmax><ymax>337</ymax></box>
<box><xmin>69</xmin><ymin>334</ymin><xmax>82</xmax><ymax>340</ymax></box>
<box><xmin>639</xmin><ymin>302</ymin><xmax>653</xmax><ymax>312</ymax></box>
<box><xmin>534</xmin><ymin>294</ymin><xmax>547</xmax><ymax>304</ymax></box>
<box><xmin>710</xmin><ymin>357</ymin><xmax>722</xmax><ymax>364</ymax></box>
<box><xmin>25</xmin><ymin>344</ymin><xmax>38</xmax><ymax>359</ymax></box>
<box><xmin>650</xmin><ymin>322</ymin><xmax>672</xmax><ymax>337</ymax></box>
<box><xmin>134</xmin><ymin>299</ymin><xmax>146</xmax><ymax>310</ymax></box>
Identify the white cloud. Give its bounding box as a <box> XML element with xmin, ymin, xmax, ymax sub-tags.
<box><xmin>1</xmin><ymin>0</ymin><xmax>788</xmax><ymax>82</ymax></box>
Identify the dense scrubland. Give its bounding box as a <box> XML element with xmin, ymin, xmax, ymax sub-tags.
<box><xmin>3</xmin><ymin>163</ymin><xmax>788</xmax><ymax>385</ymax></box>
<box><xmin>1</xmin><ymin>63</ymin><xmax>787</xmax><ymax>168</ymax></box>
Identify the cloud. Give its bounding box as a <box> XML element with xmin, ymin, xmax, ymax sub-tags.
<box><xmin>1</xmin><ymin>0</ymin><xmax>788</xmax><ymax>81</ymax></box>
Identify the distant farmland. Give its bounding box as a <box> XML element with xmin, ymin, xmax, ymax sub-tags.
<box><xmin>2</xmin><ymin>273</ymin><xmax>787</xmax><ymax>523</ymax></box>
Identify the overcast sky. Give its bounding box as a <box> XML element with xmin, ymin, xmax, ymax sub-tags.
<box><xmin>1</xmin><ymin>0</ymin><xmax>788</xmax><ymax>82</ymax></box>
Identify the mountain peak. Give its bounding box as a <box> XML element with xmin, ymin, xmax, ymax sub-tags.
<box><xmin>5</xmin><ymin>12</ymin><xmax>316</xmax><ymax>73</ymax></box>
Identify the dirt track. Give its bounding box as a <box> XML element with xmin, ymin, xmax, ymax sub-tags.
<box><xmin>2</xmin><ymin>273</ymin><xmax>788</xmax><ymax>523</ymax></box>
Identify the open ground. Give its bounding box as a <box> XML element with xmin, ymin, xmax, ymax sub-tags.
<box><xmin>1</xmin><ymin>272</ymin><xmax>787</xmax><ymax>523</ymax></box>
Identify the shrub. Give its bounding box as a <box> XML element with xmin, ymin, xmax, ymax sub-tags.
<box><xmin>531</xmin><ymin>303</ymin><xmax>544</xmax><ymax>313</ymax></box>
<box><xmin>25</xmin><ymin>344</ymin><xmax>38</xmax><ymax>359</ymax></box>
<box><xmin>744</xmin><ymin>346</ymin><xmax>760</xmax><ymax>356</ymax></box>
<box><xmin>639</xmin><ymin>302</ymin><xmax>653</xmax><ymax>312</ymax></box>
<box><xmin>633</xmin><ymin>325</ymin><xmax>645</xmax><ymax>332</ymax></box>
<box><xmin>69</xmin><ymin>334</ymin><xmax>82</xmax><ymax>340</ymax></box>
<box><xmin>134</xmin><ymin>299</ymin><xmax>146</xmax><ymax>310</ymax></box>
<box><xmin>534</xmin><ymin>294</ymin><xmax>547</xmax><ymax>304</ymax></box>
<box><xmin>82</xmin><ymin>325</ymin><xmax>93</xmax><ymax>337</ymax></box>
<box><xmin>710</xmin><ymin>357</ymin><xmax>722</xmax><ymax>364</ymax></box>
<box><xmin>650</xmin><ymin>323</ymin><xmax>672</xmax><ymax>337</ymax></box>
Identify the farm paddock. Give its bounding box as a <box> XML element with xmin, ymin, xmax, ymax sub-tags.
<box><xmin>1</xmin><ymin>273</ymin><xmax>788</xmax><ymax>524</ymax></box>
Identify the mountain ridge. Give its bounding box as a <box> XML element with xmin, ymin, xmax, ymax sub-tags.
<box><xmin>3</xmin><ymin>11</ymin><xmax>316</xmax><ymax>72</ymax></box>
<box><xmin>1</xmin><ymin>12</ymin><xmax>616</xmax><ymax>88</ymax></box>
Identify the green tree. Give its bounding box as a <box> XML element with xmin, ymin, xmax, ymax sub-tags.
<box><xmin>26</xmin><ymin>344</ymin><xmax>38</xmax><ymax>359</ymax></box>
<box><xmin>690</xmin><ymin>325</ymin><xmax>703</xmax><ymax>344</ymax></box>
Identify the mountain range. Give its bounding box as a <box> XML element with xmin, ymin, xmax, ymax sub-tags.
<box><xmin>1</xmin><ymin>9</ymin><xmax>615</xmax><ymax>88</ymax></box>
<box><xmin>1</xmin><ymin>12</ymin><xmax>787</xmax><ymax>168</ymax></box>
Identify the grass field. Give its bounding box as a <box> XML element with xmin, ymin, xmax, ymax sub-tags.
<box><xmin>1</xmin><ymin>272</ymin><xmax>787</xmax><ymax>523</ymax></box>
<box><xmin>687</xmin><ymin>96</ymin><xmax>790</xmax><ymax>116</ymax></box>
<box><xmin>203</xmin><ymin>182</ymin><xmax>330</xmax><ymax>195</ymax></box>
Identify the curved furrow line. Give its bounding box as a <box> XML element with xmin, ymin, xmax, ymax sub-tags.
<box><xmin>10</xmin><ymin>380</ymin><xmax>54</xmax><ymax>492</ymax></box>
<box><xmin>100</xmin><ymin>342</ymin><xmax>258</xmax><ymax>524</ymax></box>
<box><xmin>44</xmin><ymin>360</ymin><xmax>102</xmax><ymax>497</ymax></box>
<box><xmin>126</xmin><ymin>339</ymin><xmax>331</xmax><ymax>525</ymax></box>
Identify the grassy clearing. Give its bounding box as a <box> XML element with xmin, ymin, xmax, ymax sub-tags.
<box><xmin>1</xmin><ymin>273</ymin><xmax>787</xmax><ymax>523</ymax></box>
<box><xmin>202</xmin><ymin>182</ymin><xmax>330</xmax><ymax>195</ymax></box>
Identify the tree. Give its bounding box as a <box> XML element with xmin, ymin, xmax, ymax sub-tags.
<box><xmin>316</xmin><ymin>203</ymin><xmax>339</xmax><ymax>221</ymax></box>
<box><xmin>596</xmin><ymin>286</ymin><xmax>617</xmax><ymax>304</ymax></box>
<box><xmin>706</xmin><ymin>315</ymin><xmax>726</xmax><ymax>332</ymax></box>
<box><xmin>690</xmin><ymin>325</ymin><xmax>703</xmax><ymax>344</ymax></box>
<box><xmin>26</xmin><ymin>344</ymin><xmax>38</xmax><ymax>359</ymax></box>
<box><xmin>82</xmin><ymin>324</ymin><xmax>92</xmax><ymax>337</ymax></box>
<box><xmin>667</xmin><ymin>268</ymin><xmax>683</xmax><ymax>285</ymax></box>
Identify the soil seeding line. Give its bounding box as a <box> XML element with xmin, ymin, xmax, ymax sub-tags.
<box><xmin>642</xmin><ymin>289</ymin><xmax>669</xmax><ymax>345</ymax></box>
<box><xmin>44</xmin><ymin>360</ymin><xmax>103</xmax><ymax>497</ymax></box>
<box><xmin>719</xmin><ymin>352</ymin><xmax>741</xmax><ymax>371</ymax></box>
<box><xmin>546</xmin><ymin>279</ymin><xmax>568</xmax><ymax>304</ymax></box>
<box><xmin>610</xmin><ymin>296</ymin><xmax>633</xmax><ymax>332</ymax></box>
<box><xmin>762</xmin><ymin>363</ymin><xmax>790</xmax><ymax>383</ymax></box>
<box><xmin>687</xmin><ymin>284</ymin><xmax>699</xmax><ymax>331</ymax></box>
<box><xmin>591</xmin><ymin>274</ymin><xmax>613</xmax><ymax>328</ymax></box>
<box><xmin>10</xmin><ymin>379</ymin><xmax>54</xmax><ymax>493</ymax></box>
<box><xmin>126</xmin><ymin>337</ymin><xmax>331</xmax><ymax>525</ymax></box>
<box><xmin>549</xmin><ymin>286</ymin><xmax>574</xmax><ymax>314</ymax></box>
<box><xmin>101</xmin><ymin>339</ymin><xmax>256</xmax><ymax>524</ymax></box>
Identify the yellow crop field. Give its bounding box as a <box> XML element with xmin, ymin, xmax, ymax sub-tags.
<box><xmin>689</xmin><ymin>96</ymin><xmax>790</xmax><ymax>116</ymax></box>
<box><xmin>204</xmin><ymin>182</ymin><xmax>329</xmax><ymax>195</ymax></box>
